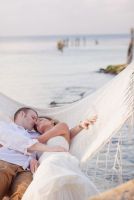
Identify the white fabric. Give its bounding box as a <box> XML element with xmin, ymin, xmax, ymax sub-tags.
<box><xmin>0</xmin><ymin>121</ymin><xmax>38</xmax><ymax>169</ymax></box>
<box><xmin>0</xmin><ymin>63</ymin><xmax>133</xmax><ymax>168</ymax></box>
<box><xmin>22</xmin><ymin>136</ymin><xmax>98</xmax><ymax>200</ymax></box>
<box><xmin>44</xmin><ymin>135</ymin><xmax>69</xmax><ymax>150</ymax></box>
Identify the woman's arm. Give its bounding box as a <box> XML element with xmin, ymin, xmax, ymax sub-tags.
<box><xmin>37</xmin><ymin>122</ymin><xmax>70</xmax><ymax>143</ymax></box>
<box><xmin>70</xmin><ymin>124</ymin><xmax>83</xmax><ymax>139</ymax></box>
<box><xmin>70</xmin><ymin>116</ymin><xmax>97</xmax><ymax>139</ymax></box>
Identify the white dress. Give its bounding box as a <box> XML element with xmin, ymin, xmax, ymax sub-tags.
<box><xmin>22</xmin><ymin>136</ymin><xmax>98</xmax><ymax>200</ymax></box>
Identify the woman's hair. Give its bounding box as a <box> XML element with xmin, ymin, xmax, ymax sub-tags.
<box><xmin>34</xmin><ymin>116</ymin><xmax>59</xmax><ymax>132</ymax></box>
<box><xmin>39</xmin><ymin>116</ymin><xmax>59</xmax><ymax>125</ymax></box>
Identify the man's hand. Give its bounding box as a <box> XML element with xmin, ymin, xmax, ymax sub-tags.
<box><xmin>30</xmin><ymin>159</ymin><xmax>39</xmax><ymax>174</ymax></box>
<box><xmin>79</xmin><ymin>115</ymin><xmax>97</xmax><ymax>129</ymax></box>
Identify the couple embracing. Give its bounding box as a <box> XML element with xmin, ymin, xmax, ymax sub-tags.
<box><xmin>0</xmin><ymin>107</ymin><xmax>98</xmax><ymax>200</ymax></box>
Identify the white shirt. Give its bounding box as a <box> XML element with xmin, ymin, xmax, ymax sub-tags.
<box><xmin>0</xmin><ymin>121</ymin><xmax>39</xmax><ymax>169</ymax></box>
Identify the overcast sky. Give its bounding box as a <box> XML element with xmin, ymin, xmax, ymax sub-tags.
<box><xmin>0</xmin><ymin>0</ymin><xmax>133</xmax><ymax>36</ymax></box>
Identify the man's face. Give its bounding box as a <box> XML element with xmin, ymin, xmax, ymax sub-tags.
<box><xmin>22</xmin><ymin>110</ymin><xmax>38</xmax><ymax>130</ymax></box>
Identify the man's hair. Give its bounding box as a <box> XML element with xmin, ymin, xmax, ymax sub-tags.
<box><xmin>14</xmin><ymin>107</ymin><xmax>38</xmax><ymax>121</ymax></box>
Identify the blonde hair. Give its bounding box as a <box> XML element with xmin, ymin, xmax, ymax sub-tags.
<box><xmin>39</xmin><ymin>116</ymin><xmax>59</xmax><ymax>125</ymax></box>
<box><xmin>34</xmin><ymin>116</ymin><xmax>59</xmax><ymax>132</ymax></box>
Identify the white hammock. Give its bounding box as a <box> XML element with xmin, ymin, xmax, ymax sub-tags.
<box><xmin>0</xmin><ymin>63</ymin><xmax>134</xmax><ymax>187</ymax></box>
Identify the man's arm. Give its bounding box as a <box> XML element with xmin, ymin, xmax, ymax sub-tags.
<box><xmin>27</xmin><ymin>142</ymin><xmax>67</xmax><ymax>153</ymax></box>
<box><xmin>0</xmin><ymin>126</ymin><xmax>38</xmax><ymax>154</ymax></box>
<box><xmin>29</xmin><ymin>143</ymin><xmax>66</xmax><ymax>174</ymax></box>
<box><xmin>0</xmin><ymin>121</ymin><xmax>66</xmax><ymax>154</ymax></box>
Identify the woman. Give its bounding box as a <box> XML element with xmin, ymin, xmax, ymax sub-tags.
<box><xmin>22</xmin><ymin>116</ymin><xmax>98</xmax><ymax>200</ymax></box>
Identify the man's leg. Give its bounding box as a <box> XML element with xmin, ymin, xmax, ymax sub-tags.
<box><xmin>9</xmin><ymin>169</ymin><xmax>32</xmax><ymax>200</ymax></box>
<box><xmin>0</xmin><ymin>161</ymin><xmax>16</xmax><ymax>200</ymax></box>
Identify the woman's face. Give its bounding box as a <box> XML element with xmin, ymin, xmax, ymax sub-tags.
<box><xmin>36</xmin><ymin>118</ymin><xmax>54</xmax><ymax>133</ymax></box>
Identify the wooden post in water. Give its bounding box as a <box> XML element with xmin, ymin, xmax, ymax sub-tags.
<box><xmin>127</xmin><ymin>28</ymin><xmax>134</xmax><ymax>64</ymax></box>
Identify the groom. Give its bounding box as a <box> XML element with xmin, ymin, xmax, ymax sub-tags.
<box><xmin>0</xmin><ymin>107</ymin><xmax>66</xmax><ymax>200</ymax></box>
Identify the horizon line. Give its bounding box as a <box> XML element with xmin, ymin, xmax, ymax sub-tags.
<box><xmin>0</xmin><ymin>33</ymin><xmax>129</xmax><ymax>38</ymax></box>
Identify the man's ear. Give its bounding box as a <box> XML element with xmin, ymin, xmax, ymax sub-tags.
<box><xmin>20</xmin><ymin>111</ymin><xmax>26</xmax><ymax>117</ymax></box>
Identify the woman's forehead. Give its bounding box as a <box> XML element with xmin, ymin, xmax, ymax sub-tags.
<box><xmin>38</xmin><ymin>117</ymin><xmax>50</xmax><ymax>121</ymax></box>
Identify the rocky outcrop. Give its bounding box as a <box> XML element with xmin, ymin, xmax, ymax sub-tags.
<box><xmin>100</xmin><ymin>64</ymin><xmax>127</xmax><ymax>74</ymax></box>
<box><xmin>88</xmin><ymin>179</ymin><xmax>134</xmax><ymax>200</ymax></box>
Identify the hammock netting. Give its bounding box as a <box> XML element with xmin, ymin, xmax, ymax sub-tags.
<box><xmin>0</xmin><ymin>63</ymin><xmax>134</xmax><ymax>191</ymax></box>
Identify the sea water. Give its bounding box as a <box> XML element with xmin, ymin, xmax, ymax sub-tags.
<box><xmin>0</xmin><ymin>34</ymin><xmax>130</xmax><ymax>107</ymax></box>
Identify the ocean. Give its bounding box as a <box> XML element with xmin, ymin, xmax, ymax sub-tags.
<box><xmin>0</xmin><ymin>34</ymin><xmax>133</xmax><ymax>190</ymax></box>
<box><xmin>0</xmin><ymin>34</ymin><xmax>130</xmax><ymax>108</ymax></box>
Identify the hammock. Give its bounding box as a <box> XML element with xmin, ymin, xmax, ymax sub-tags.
<box><xmin>0</xmin><ymin>62</ymin><xmax>134</xmax><ymax>190</ymax></box>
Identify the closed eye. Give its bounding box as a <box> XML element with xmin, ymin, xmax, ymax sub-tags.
<box><xmin>38</xmin><ymin>118</ymin><xmax>44</xmax><ymax>122</ymax></box>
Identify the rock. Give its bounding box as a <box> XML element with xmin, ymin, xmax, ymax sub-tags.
<box><xmin>88</xmin><ymin>179</ymin><xmax>134</xmax><ymax>200</ymax></box>
<box><xmin>99</xmin><ymin>64</ymin><xmax>127</xmax><ymax>74</ymax></box>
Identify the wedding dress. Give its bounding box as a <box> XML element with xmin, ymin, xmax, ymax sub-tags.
<box><xmin>22</xmin><ymin>136</ymin><xmax>98</xmax><ymax>200</ymax></box>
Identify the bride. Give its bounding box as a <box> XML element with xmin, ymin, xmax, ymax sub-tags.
<box><xmin>22</xmin><ymin>116</ymin><xmax>98</xmax><ymax>200</ymax></box>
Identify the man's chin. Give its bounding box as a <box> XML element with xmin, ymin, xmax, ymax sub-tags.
<box><xmin>27</xmin><ymin>126</ymin><xmax>33</xmax><ymax>131</ymax></box>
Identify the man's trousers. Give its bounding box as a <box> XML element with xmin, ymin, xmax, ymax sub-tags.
<box><xmin>0</xmin><ymin>160</ymin><xmax>32</xmax><ymax>200</ymax></box>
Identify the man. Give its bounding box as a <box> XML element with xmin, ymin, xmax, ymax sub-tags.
<box><xmin>0</xmin><ymin>107</ymin><xmax>66</xmax><ymax>200</ymax></box>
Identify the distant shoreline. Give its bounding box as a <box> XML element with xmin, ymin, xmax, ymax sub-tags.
<box><xmin>0</xmin><ymin>33</ymin><xmax>129</xmax><ymax>42</ymax></box>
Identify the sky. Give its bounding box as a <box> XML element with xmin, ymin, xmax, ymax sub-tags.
<box><xmin>0</xmin><ymin>0</ymin><xmax>134</xmax><ymax>36</ymax></box>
